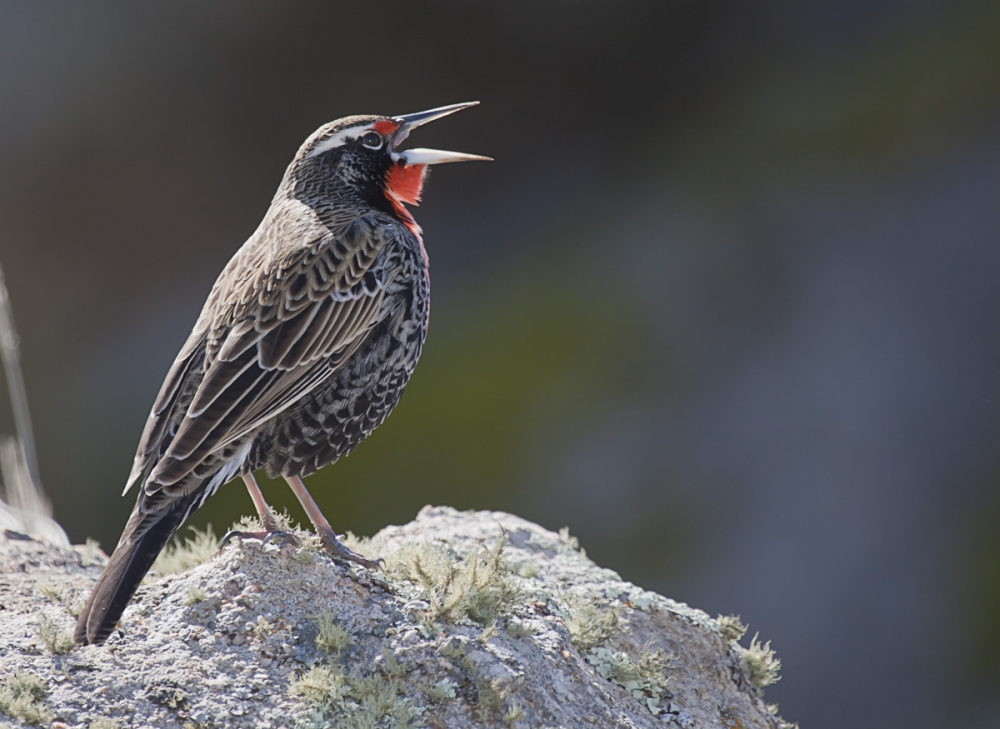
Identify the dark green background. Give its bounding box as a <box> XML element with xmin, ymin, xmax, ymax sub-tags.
<box><xmin>1</xmin><ymin>2</ymin><xmax>999</xmax><ymax>727</ymax></box>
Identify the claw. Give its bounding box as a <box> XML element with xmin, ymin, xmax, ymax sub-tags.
<box><xmin>219</xmin><ymin>530</ymin><xmax>247</xmax><ymax>551</ymax></box>
<box><xmin>316</xmin><ymin>528</ymin><xmax>383</xmax><ymax>570</ymax></box>
<box><xmin>262</xmin><ymin>530</ymin><xmax>300</xmax><ymax>547</ymax></box>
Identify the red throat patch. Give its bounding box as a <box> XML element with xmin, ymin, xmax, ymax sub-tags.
<box><xmin>385</xmin><ymin>163</ymin><xmax>427</xmax><ymax>237</ymax></box>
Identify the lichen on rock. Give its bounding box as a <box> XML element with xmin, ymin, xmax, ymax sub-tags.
<box><xmin>0</xmin><ymin>507</ymin><xmax>796</xmax><ymax>728</ymax></box>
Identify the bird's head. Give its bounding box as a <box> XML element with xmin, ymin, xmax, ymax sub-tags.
<box><xmin>290</xmin><ymin>101</ymin><xmax>490</xmax><ymax>236</ymax></box>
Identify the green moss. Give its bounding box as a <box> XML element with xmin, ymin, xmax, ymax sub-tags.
<box><xmin>460</xmin><ymin>652</ymin><xmax>480</xmax><ymax>676</ymax></box>
<box><xmin>252</xmin><ymin>616</ymin><xmax>274</xmax><ymax>640</ymax></box>
<box><xmin>507</xmin><ymin>618</ymin><xmax>536</xmax><ymax>639</ymax></box>
<box><xmin>89</xmin><ymin>719</ymin><xmax>121</xmax><ymax>729</ymax></box>
<box><xmin>80</xmin><ymin>537</ymin><xmax>103</xmax><ymax>567</ymax></box>
<box><xmin>564</xmin><ymin>596</ymin><xmax>620</xmax><ymax>651</ymax></box>
<box><xmin>744</xmin><ymin>633</ymin><xmax>781</xmax><ymax>689</ymax></box>
<box><xmin>474</xmin><ymin>677</ymin><xmax>506</xmax><ymax>720</ymax></box>
<box><xmin>147</xmin><ymin>682</ymin><xmax>187</xmax><ymax>710</ymax></box>
<box><xmin>39</xmin><ymin>581</ymin><xmax>84</xmax><ymax>618</ymax></box>
<box><xmin>515</xmin><ymin>560</ymin><xmax>538</xmax><ymax>579</ymax></box>
<box><xmin>717</xmin><ymin>614</ymin><xmax>747</xmax><ymax>642</ymax></box>
<box><xmin>152</xmin><ymin>525</ymin><xmax>220</xmax><ymax>575</ymax></box>
<box><xmin>0</xmin><ymin>671</ymin><xmax>51</xmax><ymax>726</ymax></box>
<box><xmin>288</xmin><ymin>664</ymin><xmax>416</xmax><ymax>728</ymax></box>
<box><xmin>314</xmin><ymin>611</ymin><xmax>351</xmax><ymax>655</ymax></box>
<box><xmin>766</xmin><ymin>703</ymin><xmax>799</xmax><ymax>729</ymax></box>
<box><xmin>503</xmin><ymin>702</ymin><xmax>526</xmax><ymax>727</ymax></box>
<box><xmin>183</xmin><ymin>586</ymin><xmax>208</xmax><ymax>606</ymax></box>
<box><xmin>439</xmin><ymin>637</ymin><xmax>466</xmax><ymax>660</ymax></box>
<box><xmin>586</xmin><ymin>645</ymin><xmax>672</xmax><ymax>716</ymax></box>
<box><xmin>379</xmin><ymin>648</ymin><xmax>407</xmax><ymax>679</ymax></box>
<box><xmin>349</xmin><ymin>675</ymin><xmax>407</xmax><ymax>716</ymax></box>
<box><xmin>423</xmin><ymin>678</ymin><xmax>457</xmax><ymax>704</ymax></box>
<box><xmin>288</xmin><ymin>665</ymin><xmax>350</xmax><ymax>713</ymax></box>
<box><xmin>477</xmin><ymin>620</ymin><xmax>499</xmax><ymax>645</ymax></box>
<box><xmin>36</xmin><ymin>613</ymin><xmax>74</xmax><ymax>655</ymax></box>
<box><xmin>558</xmin><ymin>526</ymin><xmax>582</xmax><ymax>552</ymax></box>
<box><xmin>39</xmin><ymin>581</ymin><xmax>69</xmax><ymax>603</ymax></box>
<box><xmin>341</xmin><ymin>530</ymin><xmax>373</xmax><ymax>555</ymax></box>
<box><xmin>230</xmin><ymin>510</ymin><xmax>298</xmax><ymax>535</ymax></box>
<box><xmin>292</xmin><ymin>547</ymin><xmax>315</xmax><ymax>564</ymax></box>
<box><xmin>384</xmin><ymin>535</ymin><xmax>519</xmax><ymax>626</ymax></box>
<box><xmin>471</xmin><ymin>675</ymin><xmax>524</xmax><ymax>724</ymax></box>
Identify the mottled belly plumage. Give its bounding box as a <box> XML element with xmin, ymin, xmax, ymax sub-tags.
<box><xmin>249</xmin><ymin>274</ymin><xmax>428</xmax><ymax>478</ymax></box>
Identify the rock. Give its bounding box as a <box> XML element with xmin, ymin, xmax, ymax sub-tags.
<box><xmin>0</xmin><ymin>506</ymin><xmax>796</xmax><ymax>728</ymax></box>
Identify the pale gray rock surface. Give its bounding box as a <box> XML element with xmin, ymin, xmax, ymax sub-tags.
<box><xmin>0</xmin><ymin>506</ymin><xmax>795</xmax><ymax>729</ymax></box>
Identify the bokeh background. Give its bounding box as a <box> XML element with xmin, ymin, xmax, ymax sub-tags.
<box><xmin>2</xmin><ymin>1</ymin><xmax>999</xmax><ymax>726</ymax></box>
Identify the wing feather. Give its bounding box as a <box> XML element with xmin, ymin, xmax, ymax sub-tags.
<box><xmin>285</xmin><ymin>296</ymin><xmax>339</xmax><ymax>364</ymax></box>
<box><xmin>140</xmin><ymin>215</ymin><xmax>403</xmax><ymax>492</ymax></box>
<box><xmin>186</xmin><ymin>347</ymin><xmax>259</xmax><ymax>418</ymax></box>
<box><xmin>123</xmin><ymin>329</ymin><xmax>206</xmax><ymax>495</ymax></box>
<box><xmin>159</xmin><ymin>358</ymin><xmax>271</xmax><ymax>465</ymax></box>
<box><xmin>216</xmin><ymin>319</ymin><xmax>264</xmax><ymax>362</ymax></box>
<box><xmin>258</xmin><ymin>299</ymin><xmax>324</xmax><ymax>368</ymax></box>
<box><xmin>219</xmin><ymin>295</ymin><xmax>383</xmax><ymax>439</ymax></box>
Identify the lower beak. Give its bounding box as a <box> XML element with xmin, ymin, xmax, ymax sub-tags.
<box><xmin>391</xmin><ymin>102</ymin><xmax>492</xmax><ymax>166</ymax></box>
<box><xmin>398</xmin><ymin>148</ymin><xmax>492</xmax><ymax>165</ymax></box>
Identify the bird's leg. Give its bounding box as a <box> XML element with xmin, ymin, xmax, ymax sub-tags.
<box><xmin>243</xmin><ymin>472</ymin><xmax>280</xmax><ymax>532</ymax></box>
<box><xmin>282</xmin><ymin>475</ymin><xmax>382</xmax><ymax>569</ymax></box>
<box><xmin>220</xmin><ymin>472</ymin><xmax>298</xmax><ymax>549</ymax></box>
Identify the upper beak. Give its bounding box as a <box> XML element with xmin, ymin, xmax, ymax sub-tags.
<box><xmin>391</xmin><ymin>101</ymin><xmax>492</xmax><ymax>166</ymax></box>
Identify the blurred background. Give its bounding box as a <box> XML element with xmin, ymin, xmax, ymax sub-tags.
<box><xmin>1</xmin><ymin>1</ymin><xmax>999</xmax><ymax>726</ymax></box>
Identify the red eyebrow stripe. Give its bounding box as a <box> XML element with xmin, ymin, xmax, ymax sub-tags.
<box><xmin>372</xmin><ymin>120</ymin><xmax>400</xmax><ymax>135</ymax></box>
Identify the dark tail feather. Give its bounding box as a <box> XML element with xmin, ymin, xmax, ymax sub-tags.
<box><xmin>74</xmin><ymin>494</ymin><xmax>198</xmax><ymax>646</ymax></box>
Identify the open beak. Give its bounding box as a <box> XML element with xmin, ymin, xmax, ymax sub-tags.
<box><xmin>391</xmin><ymin>102</ymin><xmax>492</xmax><ymax>166</ymax></box>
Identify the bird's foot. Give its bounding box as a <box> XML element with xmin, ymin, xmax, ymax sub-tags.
<box><xmin>316</xmin><ymin>528</ymin><xmax>384</xmax><ymax>570</ymax></box>
<box><xmin>219</xmin><ymin>529</ymin><xmax>299</xmax><ymax>551</ymax></box>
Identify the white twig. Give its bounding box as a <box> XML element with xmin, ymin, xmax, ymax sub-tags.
<box><xmin>0</xmin><ymin>259</ymin><xmax>67</xmax><ymax>545</ymax></box>
<box><xmin>0</xmin><ymin>260</ymin><xmax>42</xmax><ymax>489</ymax></box>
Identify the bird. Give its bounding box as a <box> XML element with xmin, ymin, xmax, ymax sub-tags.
<box><xmin>74</xmin><ymin>102</ymin><xmax>490</xmax><ymax>646</ymax></box>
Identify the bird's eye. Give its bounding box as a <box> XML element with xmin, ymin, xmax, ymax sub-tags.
<box><xmin>360</xmin><ymin>131</ymin><xmax>383</xmax><ymax>150</ymax></box>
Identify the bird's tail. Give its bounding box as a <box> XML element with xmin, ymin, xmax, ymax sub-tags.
<box><xmin>74</xmin><ymin>492</ymin><xmax>199</xmax><ymax>646</ymax></box>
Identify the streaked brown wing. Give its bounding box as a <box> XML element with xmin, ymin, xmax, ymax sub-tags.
<box><xmin>123</xmin><ymin>323</ymin><xmax>208</xmax><ymax>495</ymax></box>
<box><xmin>156</xmin><ymin>293</ymin><xmax>383</xmax><ymax>470</ymax></box>
<box><xmin>215</xmin><ymin>296</ymin><xmax>384</xmax><ymax>439</ymax></box>
<box><xmin>140</xmin><ymin>216</ymin><xmax>401</xmax><ymax>494</ymax></box>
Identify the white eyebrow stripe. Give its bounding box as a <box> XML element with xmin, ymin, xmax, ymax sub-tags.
<box><xmin>307</xmin><ymin>125</ymin><xmax>369</xmax><ymax>158</ymax></box>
